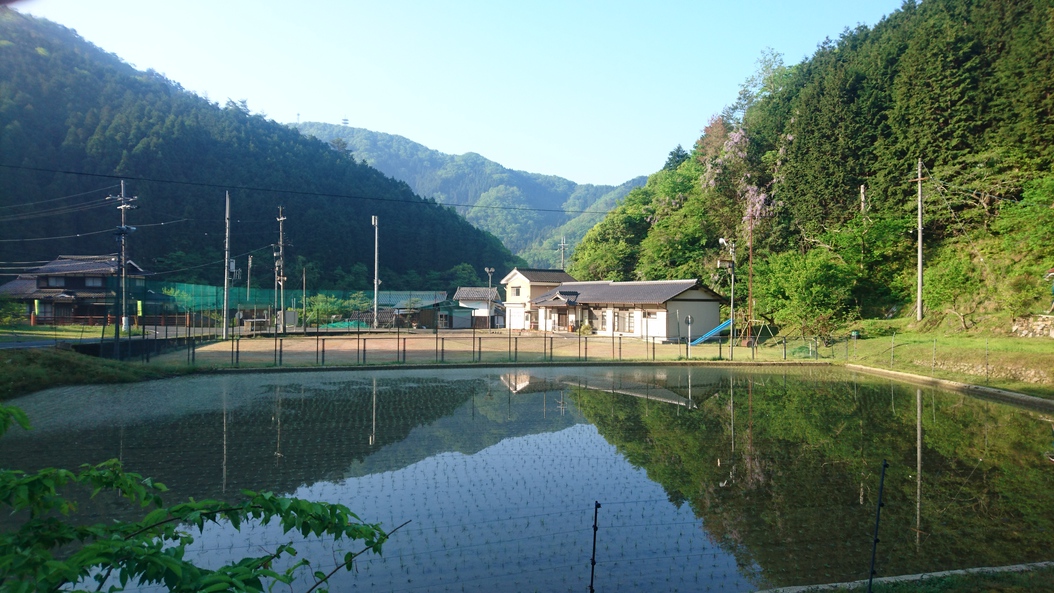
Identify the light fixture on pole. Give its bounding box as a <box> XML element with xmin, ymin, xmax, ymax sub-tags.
<box><xmin>485</xmin><ymin>267</ymin><xmax>494</xmax><ymax>330</ymax></box>
<box><xmin>718</xmin><ymin>237</ymin><xmax>736</xmax><ymax>361</ymax></box>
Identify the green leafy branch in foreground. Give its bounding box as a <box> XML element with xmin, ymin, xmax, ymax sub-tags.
<box><xmin>0</xmin><ymin>404</ymin><xmax>398</xmax><ymax>592</ymax></box>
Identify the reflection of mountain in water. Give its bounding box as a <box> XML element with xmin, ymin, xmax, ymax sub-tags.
<box><xmin>0</xmin><ymin>370</ymin><xmax>602</xmax><ymax>504</ymax></box>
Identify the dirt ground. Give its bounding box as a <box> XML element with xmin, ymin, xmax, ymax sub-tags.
<box><xmin>149</xmin><ymin>329</ymin><xmax>794</xmax><ymax>368</ymax></box>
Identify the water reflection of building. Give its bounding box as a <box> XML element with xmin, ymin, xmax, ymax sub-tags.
<box><xmin>501</xmin><ymin>370</ymin><xmax>699</xmax><ymax>409</ymax></box>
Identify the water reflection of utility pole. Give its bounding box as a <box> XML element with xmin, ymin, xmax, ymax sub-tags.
<box><xmin>273</xmin><ymin>385</ymin><xmax>283</xmax><ymax>465</ymax></box>
<box><xmin>370</xmin><ymin>377</ymin><xmax>377</xmax><ymax>446</ymax></box>
<box><xmin>688</xmin><ymin>371</ymin><xmax>692</xmax><ymax>409</ymax></box>
<box><xmin>222</xmin><ymin>387</ymin><xmax>228</xmax><ymax>494</ymax></box>
<box><xmin>730</xmin><ymin>376</ymin><xmax>735</xmax><ymax>454</ymax></box>
<box><xmin>916</xmin><ymin>388</ymin><xmax>923</xmax><ymax>550</ymax></box>
<box><xmin>857</xmin><ymin>379</ymin><xmax>865</xmax><ymax>506</ymax></box>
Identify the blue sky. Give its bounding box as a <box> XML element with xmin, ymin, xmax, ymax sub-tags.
<box><xmin>16</xmin><ymin>0</ymin><xmax>904</xmax><ymax>186</ymax></box>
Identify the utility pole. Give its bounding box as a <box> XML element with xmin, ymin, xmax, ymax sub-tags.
<box><xmin>557</xmin><ymin>236</ymin><xmax>569</xmax><ymax>269</ymax></box>
<box><xmin>276</xmin><ymin>207</ymin><xmax>286</xmax><ymax>333</ymax></box>
<box><xmin>915</xmin><ymin>159</ymin><xmax>924</xmax><ymax>321</ymax></box>
<box><xmin>372</xmin><ymin>215</ymin><xmax>380</xmax><ymax>329</ymax></box>
<box><xmin>485</xmin><ymin>267</ymin><xmax>494</xmax><ymax>330</ymax></box>
<box><xmin>222</xmin><ymin>191</ymin><xmax>231</xmax><ymax>339</ymax></box>
<box><xmin>107</xmin><ymin>181</ymin><xmax>137</xmax><ymax>336</ymax></box>
<box><xmin>247</xmin><ymin>255</ymin><xmax>252</xmax><ymax>301</ymax></box>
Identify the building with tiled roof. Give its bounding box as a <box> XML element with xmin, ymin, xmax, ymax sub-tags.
<box><xmin>530</xmin><ymin>279</ymin><xmax>723</xmax><ymax>341</ymax></box>
<box><xmin>0</xmin><ymin>255</ymin><xmax>149</xmax><ymax>325</ymax></box>
<box><xmin>453</xmin><ymin>286</ymin><xmax>503</xmax><ymax>328</ymax></box>
<box><xmin>500</xmin><ymin>268</ymin><xmax>578</xmax><ymax>330</ymax></box>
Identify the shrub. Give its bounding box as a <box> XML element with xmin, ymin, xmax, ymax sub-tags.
<box><xmin>0</xmin><ymin>404</ymin><xmax>390</xmax><ymax>591</ymax></box>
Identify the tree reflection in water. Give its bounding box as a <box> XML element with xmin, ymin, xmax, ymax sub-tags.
<box><xmin>0</xmin><ymin>367</ymin><xmax>1050</xmax><ymax>590</ymax></box>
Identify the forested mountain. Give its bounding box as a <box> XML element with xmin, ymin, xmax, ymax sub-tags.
<box><xmin>0</xmin><ymin>9</ymin><xmax>520</xmax><ymax>291</ymax></box>
<box><xmin>294</xmin><ymin>123</ymin><xmax>646</xmax><ymax>266</ymax></box>
<box><xmin>570</xmin><ymin>0</ymin><xmax>1054</xmax><ymax>337</ymax></box>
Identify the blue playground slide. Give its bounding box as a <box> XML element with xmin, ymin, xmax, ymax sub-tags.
<box><xmin>690</xmin><ymin>319</ymin><xmax>731</xmax><ymax>346</ymax></box>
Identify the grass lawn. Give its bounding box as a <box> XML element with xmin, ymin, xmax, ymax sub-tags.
<box><xmin>0</xmin><ymin>347</ymin><xmax>189</xmax><ymax>400</ymax></box>
<box><xmin>0</xmin><ymin>323</ymin><xmax>109</xmax><ymax>343</ymax></box>
<box><xmin>843</xmin><ymin>330</ymin><xmax>1054</xmax><ymax>399</ymax></box>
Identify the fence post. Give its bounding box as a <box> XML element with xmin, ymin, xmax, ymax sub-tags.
<box><xmin>514</xmin><ymin>337</ymin><xmax>518</xmax><ymax>362</ymax></box>
<box><xmin>402</xmin><ymin>337</ymin><xmax>407</xmax><ymax>363</ymax></box>
<box><xmin>441</xmin><ymin>337</ymin><xmax>445</xmax><ymax>362</ymax></box>
<box><xmin>618</xmin><ymin>336</ymin><xmax>622</xmax><ymax>361</ymax></box>
<box><xmin>890</xmin><ymin>332</ymin><xmax>896</xmax><ymax>369</ymax></box>
<box><xmin>868</xmin><ymin>460</ymin><xmax>890</xmax><ymax>593</ymax></box>
<box><xmin>279</xmin><ymin>338</ymin><xmax>283</xmax><ymax>366</ymax></box>
<box><xmin>589</xmin><ymin>501</ymin><xmax>602</xmax><ymax>593</ymax></box>
<box><xmin>585</xmin><ymin>337</ymin><xmax>588</xmax><ymax>361</ymax></box>
<box><xmin>363</xmin><ymin>338</ymin><xmax>367</xmax><ymax>365</ymax></box>
<box><xmin>321</xmin><ymin>338</ymin><xmax>325</xmax><ymax>366</ymax></box>
<box><xmin>236</xmin><ymin>337</ymin><xmax>240</xmax><ymax>367</ymax></box>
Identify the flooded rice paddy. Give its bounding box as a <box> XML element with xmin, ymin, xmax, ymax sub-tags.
<box><xmin>1</xmin><ymin>366</ymin><xmax>1052</xmax><ymax>591</ymax></box>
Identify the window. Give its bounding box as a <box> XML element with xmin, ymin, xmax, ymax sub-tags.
<box><xmin>47</xmin><ymin>277</ymin><xmax>65</xmax><ymax>288</ymax></box>
<box><xmin>85</xmin><ymin>277</ymin><xmax>103</xmax><ymax>287</ymax></box>
<box><xmin>626</xmin><ymin>312</ymin><xmax>635</xmax><ymax>333</ymax></box>
<box><xmin>512</xmin><ymin>286</ymin><xmax>521</xmax><ymax>297</ymax></box>
<box><xmin>599</xmin><ymin>310</ymin><xmax>607</xmax><ymax>331</ymax></box>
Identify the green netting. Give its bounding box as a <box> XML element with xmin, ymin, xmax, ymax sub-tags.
<box><xmin>140</xmin><ymin>280</ymin><xmax>373</xmax><ymax>312</ymax></box>
<box><xmin>321</xmin><ymin>320</ymin><xmax>371</xmax><ymax>329</ymax></box>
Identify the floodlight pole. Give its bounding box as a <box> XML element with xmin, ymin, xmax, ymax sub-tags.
<box><xmin>372</xmin><ymin>215</ymin><xmax>379</xmax><ymax>329</ymax></box>
<box><xmin>222</xmin><ymin>191</ymin><xmax>231</xmax><ymax>339</ymax></box>
<box><xmin>718</xmin><ymin>238</ymin><xmax>736</xmax><ymax>361</ymax></box>
<box><xmin>485</xmin><ymin>267</ymin><xmax>494</xmax><ymax>330</ymax></box>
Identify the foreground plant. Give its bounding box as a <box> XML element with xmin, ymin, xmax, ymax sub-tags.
<box><xmin>0</xmin><ymin>405</ymin><xmax>395</xmax><ymax>592</ymax></box>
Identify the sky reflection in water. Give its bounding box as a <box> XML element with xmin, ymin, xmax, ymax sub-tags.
<box><xmin>1</xmin><ymin>366</ymin><xmax>1051</xmax><ymax>591</ymax></box>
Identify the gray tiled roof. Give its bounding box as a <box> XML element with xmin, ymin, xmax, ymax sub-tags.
<box><xmin>453</xmin><ymin>287</ymin><xmax>499</xmax><ymax>302</ymax></box>
<box><xmin>533</xmin><ymin>279</ymin><xmax>719</xmax><ymax>305</ymax></box>
<box><xmin>26</xmin><ymin>255</ymin><xmax>146</xmax><ymax>276</ymax></box>
<box><xmin>0</xmin><ymin>255</ymin><xmax>146</xmax><ymax>300</ymax></box>
<box><xmin>0</xmin><ymin>277</ymin><xmax>39</xmax><ymax>298</ymax></box>
<box><xmin>510</xmin><ymin>268</ymin><xmax>577</xmax><ymax>283</ymax></box>
<box><xmin>375</xmin><ymin>291</ymin><xmax>447</xmax><ymax>309</ymax></box>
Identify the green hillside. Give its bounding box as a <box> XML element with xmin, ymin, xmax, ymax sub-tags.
<box><xmin>0</xmin><ymin>9</ymin><xmax>521</xmax><ymax>292</ymax></box>
<box><xmin>294</xmin><ymin>123</ymin><xmax>645</xmax><ymax>266</ymax></box>
<box><xmin>570</xmin><ymin>0</ymin><xmax>1054</xmax><ymax>337</ymax></box>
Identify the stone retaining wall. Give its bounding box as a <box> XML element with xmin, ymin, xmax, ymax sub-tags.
<box><xmin>1012</xmin><ymin>315</ymin><xmax>1054</xmax><ymax>338</ymax></box>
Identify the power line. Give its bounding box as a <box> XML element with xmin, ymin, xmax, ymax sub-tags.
<box><xmin>0</xmin><ymin>198</ymin><xmax>112</xmax><ymax>223</ymax></box>
<box><xmin>149</xmin><ymin>244</ymin><xmax>274</xmax><ymax>277</ymax></box>
<box><xmin>0</xmin><ymin>184</ymin><xmax>119</xmax><ymax>210</ymax></box>
<box><xmin>0</xmin><ymin>163</ymin><xmax>613</xmax><ymax>216</ymax></box>
<box><xmin>0</xmin><ymin>218</ymin><xmax>187</xmax><ymax>243</ymax></box>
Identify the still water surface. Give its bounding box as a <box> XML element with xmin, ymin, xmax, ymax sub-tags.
<box><xmin>2</xmin><ymin>366</ymin><xmax>1052</xmax><ymax>591</ymax></box>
